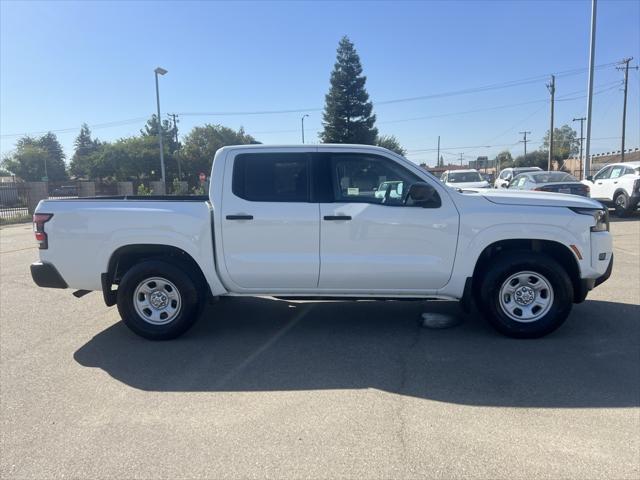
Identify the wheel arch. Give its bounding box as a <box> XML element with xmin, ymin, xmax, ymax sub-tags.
<box><xmin>102</xmin><ymin>244</ymin><xmax>212</xmax><ymax>306</ymax></box>
<box><xmin>471</xmin><ymin>239</ymin><xmax>583</xmax><ymax>303</ymax></box>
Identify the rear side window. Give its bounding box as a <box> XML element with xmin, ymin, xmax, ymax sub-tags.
<box><xmin>232</xmin><ymin>153</ymin><xmax>310</xmax><ymax>202</ymax></box>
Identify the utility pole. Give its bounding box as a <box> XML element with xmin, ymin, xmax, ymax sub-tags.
<box><xmin>437</xmin><ymin>136</ymin><xmax>440</xmax><ymax>167</ymax></box>
<box><xmin>168</xmin><ymin>113</ymin><xmax>182</xmax><ymax>180</ymax></box>
<box><xmin>584</xmin><ymin>0</ymin><xmax>597</xmax><ymax>179</ymax></box>
<box><xmin>519</xmin><ymin>131</ymin><xmax>531</xmax><ymax>164</ymax></box>
<box><xmin>546</xmin><ymin>75</ymin><xmax>556</xmax><ymax>171</ymax></box>
<box><xmin>616</xmin><ymin>57</ymin><xmax>638</xmax><ymax>162</ymax></box>
<box><xmin>301</xmin><ymin>114</ymin><xmax>309</xmax><ymax>144</ymax></box>
<box><xmin>573</xmin><ymin>117</ymin><xmax>586</xmax><ymax>179</ymax></box>
<box><xmin>154</xmin><ymin>67</ymin><xmax>168</xmax><ymax>186</ymax></box>
<box><xmin>459</xmin><ymin>153</ymin><xmax>464</xmax><ymax>167</ymax></box>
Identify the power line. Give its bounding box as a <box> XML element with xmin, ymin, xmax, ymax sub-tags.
<box><xmin>0</xmin><ymin>62</ymin><xmax>625</xmax><ymax>140</ymax></box>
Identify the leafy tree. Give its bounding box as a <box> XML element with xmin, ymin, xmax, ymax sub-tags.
<box><xmin>69</xmin><ymin>124</ymin><xmax>101</xmax><ymax>178</ymax></box>
<box><xmin>376</xmin><ymin>135</ymin><xmax>406</xmax><ymax>156</ymax></box>
<box><xmin>514</xmin><ymin>150</ymin><xmax>548</xmax><ymax>169</ymax></box>
<box><xmin>89</xmin><ymin>136</ymin><xmax>172</xmax><ymax>181</ymax></box>
<box><xmin>542</xmin><ymin>124</ymin><xmax>578</xmax><ymax>163</ymax></box>
<box><xmin>320</xmin><ymin>36</ymin><xmax>378</xmax><ymax>144</ymax></box>
<box><xmin>494</xmin><ymin>150</ymin><xmax>514</xmax><ymax>169</ymax></box>
<box><xmin>1</xmin><ymin>145</ymin><xmax>51</xmax><ymax>181</ymax></box>
<box><xmin>2</xmin><ymin>133</ymin><xmax>67</xmax><ymax>180</ymax></box>
<box><xmin>141</xmin><ymin>115</ymin><xmax>179</xmax><ymax>153</ymax></box>
<box><xmin>180</xmin><ymin>124</ymin><xmax>258</xmax><ymax>180</ymax></box>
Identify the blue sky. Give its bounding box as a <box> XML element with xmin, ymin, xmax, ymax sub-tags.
<box><xmin>1</xmin><ymin>0</ymin><xmax>639</xmax><ymax>166</ymax></box>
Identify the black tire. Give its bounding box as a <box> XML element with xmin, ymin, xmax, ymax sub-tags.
<box><xmin>116</xmin><ymin>259</ymin><xmax>202</xmax><ymax>340</ymax></box>
<box><xmin>477</xmin><ymin>252</ymin><xmax>574</xmax><ymax>338</ymax></box>
<box><xmin>614</xmin><ymin>192</ymin><xmax>631</xmax><ymax>217</ymax></box>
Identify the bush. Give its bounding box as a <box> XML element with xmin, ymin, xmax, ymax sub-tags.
<box><xmin>136</xmin><ymin>184</ymin><xmax>152</xmax><ymax>195</ymax></box>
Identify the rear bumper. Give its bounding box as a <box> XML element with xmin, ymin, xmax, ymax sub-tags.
<box><xmin>30</xmin><ymin>262</ymin><xmax>68</xmax><ymax>289</ymax></box>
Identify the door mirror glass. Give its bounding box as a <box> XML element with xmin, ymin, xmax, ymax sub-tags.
<box><xmin>406</xmin><ymin>182</ymin><xmax>441</xmax><ymax>208</ymax></box>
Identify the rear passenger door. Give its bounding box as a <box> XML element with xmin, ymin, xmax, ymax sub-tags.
<box><xmin>220</xmin><ymin>151</ymin><xmax>319</xmax><ymax>290</ymax></box>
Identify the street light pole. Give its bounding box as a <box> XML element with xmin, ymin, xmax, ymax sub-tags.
<box><xmin>584</xmin><ymin>0</ymin><xmax>597</xmax><ymax>179</ymax></box>
<box><xmin>301</xmin><ymin>114</ymin><xmax>309</xmax><ymax>144</ymax></box>
<box><xmin>154</xmin><ymin>67</ymin><xmax>168</xmax><ymax>186</ymax></box>
<box><xmin>573</xmin><ymin>117</ymin><xmax>586</xmax><ymax>179</ymax></box>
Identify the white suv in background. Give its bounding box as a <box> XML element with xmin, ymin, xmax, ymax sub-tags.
<box><xmin>583</xmin><ymin>161</ymin><xmax>640</xmax><ymax>217</ymax></box>
<box><xmin>494</xmin><ymin>167</ymin><xmax>543</xmax><ymax>188</ymax></box>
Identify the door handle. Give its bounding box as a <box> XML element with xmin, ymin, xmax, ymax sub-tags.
<box><xmin>226</xmin><ymin>214</ymin><xmax>253</xmax><ymax>220</ymax></box>
<box><xmin>324</xmin><ymin>215</ymin><xmax>352</xmax><ymax>221</ymax></box>
<box><xmin>597</xmin><ymin>182</ymin><xmax>602</xmax><ymax>185</ymax></box>
<box><xmin>614</xmin><ymin>181</ymin><xmax>618</xmax><ymax>184</ymax></box>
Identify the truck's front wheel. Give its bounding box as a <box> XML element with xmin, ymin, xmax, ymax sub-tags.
<box><xmin>478</xmin><ymin>252</ymin><xmax>574</xmax><ymax>338</ymax></box>
<box><xmin>117</xmin><ymin>260</ymin><xmax>201</xmax><ymax>340</ymax></box>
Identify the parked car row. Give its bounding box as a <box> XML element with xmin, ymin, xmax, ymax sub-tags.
<box><xmin>440</xmin><ymin>161</ymin><xmax>639</xmax><ymax>217</ymax></box>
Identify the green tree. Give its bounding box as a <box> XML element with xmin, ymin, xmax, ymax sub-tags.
<box><xmin>542</xmin><ymin>124</ymin><xmax>578</xmax><ymax>163</ymax></box>
<box><xmin>69</xmin><ymin>124</ymin><xmax>101</xmax><ymax>178</ymax></box>
<box><xmin>494</xmin><ymin>150</ymin><xmax>514</xmax><ymax>169</ymax></box>
<box><xmin>2</xmin><ymin>133</ymin><xmax>67</xmax><ymax>181</ymax></box>
<box><xmin>90</xmin><ymin>136</ymin><xmax>170</xmax><ymax>181</ymax></box>
<box><xmin>375</xmin><ymin>135</ymin><xmax>406</xmax><ymax>156</ymax></box>
<box><xmin>1</xmin><ymin>145</ymin><xmax>51</xmax><ymax>181</ymax></box>
<box><xmin>141</xmin><ymin>115</ymin><xmax>179</xmax><ymax>153</ymax></box>
<box><xmin>180</xmin><ymin>124</ymin><xmax>258</xmax><ymax>180</ymax></box>
<box><xmin>514</xmin><ymin>150</ymin><xmax>548</xmax><ymax>169</ymax></box>
<box><xmin>320</xmin><ymin>36</ymin><xmax>378</xmax><ymax>144</ymax></box>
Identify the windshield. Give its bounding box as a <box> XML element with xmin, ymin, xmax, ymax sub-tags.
<box><xmin>448</xmin><ymin>172</ymin><xmax>482</xmax><ymax>183</ymax></box>
<box><xmin>530</xmin><ymin>172</ymin><xmax>577</xmax><ymax>183</ymax></box>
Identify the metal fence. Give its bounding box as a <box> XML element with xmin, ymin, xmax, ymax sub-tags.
<box><xmin>0</xmin><ymin>182</ymin><xmax>30</xmax><ymax>222</ymax></box>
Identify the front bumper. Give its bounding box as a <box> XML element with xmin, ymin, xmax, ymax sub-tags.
<box><xmin>576</xmin><ymin>254</ymin><xmax>613</xmax><ymax>303</ymax></box>
<box><xmin>30</xmin><ymin>262</ymin><xmax>68</xmax><ymax>289</ymax></box>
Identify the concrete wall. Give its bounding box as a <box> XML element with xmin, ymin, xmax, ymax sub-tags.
<box><xmin>117</xmin><ymin>182</ymin><xmax>134</xmax><ymax>196</ymax></box>
<box><xmin>150</xmin><ymin>181</ymin><xmax>166</xmax><ymax>195</ymax></box>
<box><xmin>78</xmin><ymin>182</ymin><xmax>95</xmax><ymax>197</ymax></box>
<box><xmin>26</xmin><ymin>182</ymin><xmax>48</xmax><ymax>214</ymax></box>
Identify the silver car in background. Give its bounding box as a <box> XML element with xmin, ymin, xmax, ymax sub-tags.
<box><xmin>508</xmin><ymin>171</ymin><xmax>590</xmax><ymax>197</ymax></box>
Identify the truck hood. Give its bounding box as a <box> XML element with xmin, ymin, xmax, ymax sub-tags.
<box><xmin>473</xmin><ymin>189</ymin><xmax>603</xmax><ymax>208</ymax></box>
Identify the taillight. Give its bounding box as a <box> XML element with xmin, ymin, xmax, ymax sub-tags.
<box><xmin>33</xmin><ymin>213</ymin><xmax>53</xmax><ymax>249</ymax></box>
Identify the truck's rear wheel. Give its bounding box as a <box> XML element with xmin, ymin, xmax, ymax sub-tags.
<box><xmin>117</xmin><ymin>260</ymin><xmax>201</xmax><ymax>340</ymax></box>
<box><xmin>477</xmin><ymin>252</ymin><xmax>574</xmax><ymax>338</ymax></box>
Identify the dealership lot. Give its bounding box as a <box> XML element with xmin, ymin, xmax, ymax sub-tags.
<box><xmin>1</xmin><ymin>217</ymin><xmax>638</xmax><ymax>479</ymax></box>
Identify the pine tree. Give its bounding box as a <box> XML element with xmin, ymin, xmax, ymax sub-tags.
<box><xmin>320</xmin><ymin>36</ymin><xmax>378</xmax><ymax>144</ymax></box>
<box><xmin>70</xmin><ymin>124</ymin><xmax>100</xmax><ymax>178</ymax></box>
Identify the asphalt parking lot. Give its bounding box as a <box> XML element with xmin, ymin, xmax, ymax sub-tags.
<box><xmin>1</xmin><ymin>216</ymin><xmax>639</xmax><ymax>479</ymax></box>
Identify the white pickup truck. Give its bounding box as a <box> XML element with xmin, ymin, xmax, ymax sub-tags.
<box><xmin>31</xmin><ymin>145</ymin><xmax>613</xmax><ymax>340</ymax></box>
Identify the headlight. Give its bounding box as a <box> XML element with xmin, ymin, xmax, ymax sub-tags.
<box><xmin>570</xmin><ymin>207</ymin><xmax>609</xmax><ymax>232</ymax></box>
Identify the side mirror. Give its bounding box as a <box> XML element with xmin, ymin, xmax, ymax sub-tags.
<box><xmin>406</xmin><ymin>182</ymin><xmax>441</xmax><ymax>208</ymax></box>
<box><xmin>586</xmin><ymin>175</ymin><xmax>593</xmax><ymax>182</ymax></box>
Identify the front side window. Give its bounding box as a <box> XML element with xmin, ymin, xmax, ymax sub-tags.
<box><xmin>609</xmin><ymin>166</ymin><xmax>625</xmax><ymax>179</ymax></box>
<box><xmin>512</xmin><ymin>175</ymin><xmax>527</xmax><ymax>188</ymax></box>
<box><xmin>232</xmin><ymin>153</ymin><xmax>309</xmax><ymax>202</ymax></box>
<box><xmin>330</xmin><ymin>154</ymin><xmax>422</xmax><ymax>206</ymax></box>
<box><xmin>594</xmin><ymin>166</ymin><xmax>612</xmax><ymax>180</ymax></box>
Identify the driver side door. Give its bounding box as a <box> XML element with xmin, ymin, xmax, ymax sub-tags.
<box><xmin>318</xmin><ymin>152</ymin><xmax>459</xmax><ymax>293</ymax></box>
